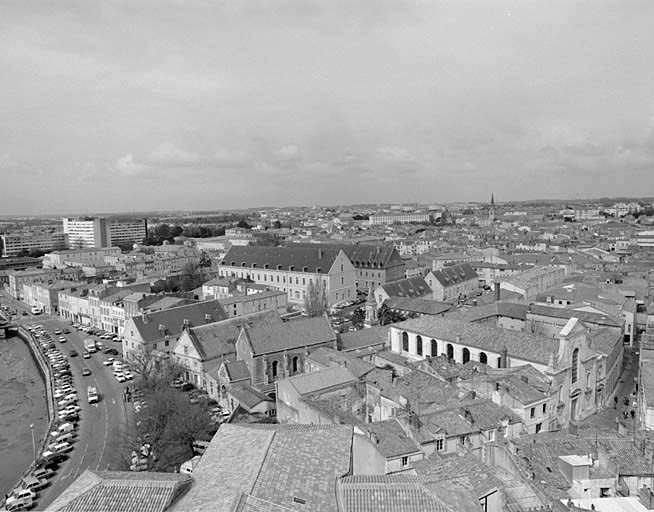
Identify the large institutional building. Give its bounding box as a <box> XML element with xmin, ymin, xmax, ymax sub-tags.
<box><xmin>218</xmin><ymin>245</ymin><xmax>357</xmax><ymax>306</ymax></box>
<box><xmin>63</xmin><ymin>217</ymin><xmax>147</xmax><ymax>248</ymax></box>
<box><xmin>0</xmin><ymin>231</ymin><xmax>68</xmax><ymax>257</ymax></box>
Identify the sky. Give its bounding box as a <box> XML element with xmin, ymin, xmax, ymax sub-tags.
<box><xmin>1</xmin><ymin>0</ymin><xmax>654</xmax><ymax>215</ymax></box>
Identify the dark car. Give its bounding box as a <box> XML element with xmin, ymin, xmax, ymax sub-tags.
<box><xmin>42</xmin><ymin>452</ymin><xmax>68</xmax><ymax>464</ymax></box>
<box><xmin>69</xmin><ymin>350</ymin><xmax>78</xmax><ymax>357</ymax></box>
<box><xmin>62</xmin><ymin>328</ymin><xmax>70</xmax><ymax>334</ymax></box>
<box><xmin>103</xmin><ymin>348</ymin><xmax>119</xmax><ymax>356</ymax></box>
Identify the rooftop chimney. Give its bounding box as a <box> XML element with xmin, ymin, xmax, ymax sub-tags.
<box><xmin>494</xmin><ymin>281</ymin><xmax>501</xmax><ymax>302</ymax></box>
<box><xmin>141</xmin><ymin>310</ymin><xmax>149</xmax><ymax>324</ymax></box>
<box><xmin>318</xmin><ymin>248</ymin><xmax>323</xmax><ymax>259</ymax></box>
<box><xmin>204</xmin><ymin>313</ymin><xmax>212</xmax><ymax>323</ymax></box>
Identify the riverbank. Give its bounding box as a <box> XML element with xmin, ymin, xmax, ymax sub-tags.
<box><xmin>0</xmin><ymin>336</ymin><xmax>48</xmax><ymax>497</ymax></box>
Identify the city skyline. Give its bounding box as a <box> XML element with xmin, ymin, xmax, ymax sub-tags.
<box><xmin>2</xmin><ymin>0</ymin><xmax>654</xmax><ymax>215</ymax></box>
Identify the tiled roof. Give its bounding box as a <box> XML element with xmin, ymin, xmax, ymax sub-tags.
<box><xmin>190</xmin><ymin>310</ymin><xmax>282</xmax><ymax>361</ymax></box>
<box><xmin>379</xmin><ymin>276</ymin><xmax>432</xmax><ymax>299</ymax></box>
<box><xmin>288</xmin><ymin>366</ymin><xmax>358</xmax><ymax>396</ymax></box>
<box><xmin>430</xmin><ymin>263</ymin><xmax>478</xmax><ymax>287</ymax></box>
<box><xmin>528</xmin><ymin>304</ymin><xmax>623</xmax><ymax>327</ymax></box>
<box><xmin>128</xmin><ymin>299</ymin><xmax>228</xmax><ymax>343</ymax></box>
<box><xmin>340</xmin><ymin>326</ymin><xmax>389</xmax><ymax>351</ymax></box>
<box><xmin>376</xmin><ymin>369</ymin><xmax>461</xmax><ymax>410</ymax></box>
<box><xmin>591</xmin><ymin>327</ymin><xmax>622</xmax><ymax>356</ymax></box>
<box><xmin>338</xmin><ymin>475</ymin><xmax>453</xmax><ymax>512</ymax></box>
<box><xmin>360</xmin><ymin>418</ymin><xmax>422</xmax><ymax>458</ymax></box>
<box><xmin>306</xmin><ymin>347</ymin><xmax>375</xmax><ymax>379</ymax></box>
<box><xmin>243</xmin><ymin>314</ymin><xmax>336</xmax><ymax>356</ymax></box>
<box><xmin>393</xmin><ymin>316</ymin><xmax>558</xmax><ymax>365</ymax></box>
<box><xmin>46</xmin><ymin>470</ymin><xmax>191</xmax><ymax>512</ymax></box>
<box><xmin>221</xmin><ymin>245</ymin><xmax>344</xmax><ymax>273</ymax></box>
<box><xmin>385</xmin><ymin>297</ymin><xmax>452</xmax><ymax>316</ymax></box>
<box><xmin>413</xmin><ymin>452</ymin><xmax>503</xmax><ymax>498</ymax></box>
<box><xmin>175</xmin><ymin>424</ymin><xmax>353</xmax><ymax>512</ymax></box>
<box><xmin>447</xmin><ymin>301</ymin><xmax>528</xmax><ymax>322</ymax></box>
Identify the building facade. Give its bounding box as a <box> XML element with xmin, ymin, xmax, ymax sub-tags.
<box><xmin>1</xmin><ymin>231</ymin><xmax>67</xmax><ymax>257</ymax></box>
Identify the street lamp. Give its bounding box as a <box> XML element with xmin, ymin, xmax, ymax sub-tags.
<box><xmin>30</xmin><ymin>424</ymin><xmax>36</xmax><ymax>460</ymax></box>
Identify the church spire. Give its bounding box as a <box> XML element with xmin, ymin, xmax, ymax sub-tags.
<box><xmin>490</xmin><ymin>193</ymin><xmax>495</xmax><ymax>206</ymax></box>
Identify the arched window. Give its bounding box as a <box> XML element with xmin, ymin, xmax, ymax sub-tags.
<box><xmin>416</xmin><ymin>335</ymin><xmax>423</xmax><ymax>356</ymax></box>
<box><xmin>272</xmin><ymin>360</ymin><xmax>279</xmax><ymax>379</ymax></box>
<box><xmin>479</xmin><ymin>352</ymin><xmax>487</xmax><ymax>364</ymax></box>
<box><xmin>402</xmin><ymin>332</ymin><xmax>409</xmax><ymax>352</ymax></box>
<box><xmin>431</xmin><ymin>339</ymin><xmax>438</xmax><ymax>357</ymax></box>
<box><xmin>571</xmin><ymin>348</ymin><xmax>579</xmax><ymax>384</ymax></box>
<box><xmin>292</xmin><ymin>356</ymin><xmax>299</xmax><ymax>374</ymax></box>
<box><xmin>446</xmin><ymin>343</ymin><xmax>454</xmax><ymax>360</ymax></box>
<box><xmin>462</xmin><ymin>348</ymin><xmax>470</xmax><ymax>364</ymax></box>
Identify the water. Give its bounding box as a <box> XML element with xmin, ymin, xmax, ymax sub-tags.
<box><xmin>0</xmin><ymin>336</ymin><xmax>48</xmax><ymax>497</ymax></box>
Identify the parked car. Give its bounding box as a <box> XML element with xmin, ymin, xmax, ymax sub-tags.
<box><xmin>53</xmin><ymin>329</ymin><xmax>62</xmax><ymax>335</ymax></box>
<box><xmin>20</xmin><ymin>475</ymin><xmax>47</xmax><ymax>492</ymax></box>
<box><xmin>83</xmin><ymin>351</ymin><xmax>91</xmax><ymax>359</ymax></box>
<box><xmin>5</xmin><ymin>495</ymin><xmax>34</xmax><ymax>511</ymax></box>
<box><xmin>62</xmin><ymin>328</ymin><xmax>70</xmax><ymax>334</ymax></box>
<box><xmin>103</xmin><ymin>358</ymin><xmax>114</xmax><ymax>366</ymax></box>
<box><xmin>69</xmin><ymin>350</ymin><xmax>78</xmax><ymax>357</ymax></box>
<box><xmin>82</xmin><ymin>367</ymin><xmax>91</xmax><ymax>376</ymax></box>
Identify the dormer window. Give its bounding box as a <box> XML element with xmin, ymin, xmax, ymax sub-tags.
<box><xmin>276</xmin><ymin>264</ymin><xmax>282</xmax><ymax>270</ymax></box>
<box><xmin>289</xmin><ymin>265</ymin><xmax>294</xmax><ymax>271</ymax></box>
<box><xmin>317</xmin><ymin>267</ymin><xmax>322</xmax><ymax>273</ymax></box>
<box><xmin>252</xmin><ymin>263</ymin><xmax>257</xmax><ymax>268</ymax></box>
<box><xmin>241</xmin><ymin>262</ymin><xmax>247</xmax><ymax>267</ymax></box>
<box><xmin>264</xmin><ymin>264</ymin><xmax>269</xmax><ymax>269</ymax></box>
<box><xmin>302</xmin><ymin>266</ymin><xmax>308</xmax><ymax>272</ymax></box>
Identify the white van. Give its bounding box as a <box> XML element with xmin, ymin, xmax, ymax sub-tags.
<box><xmin>55</xmin><ymin>432</ymin><xmax>73</xmax><ymax>444</ymax></box>
<box><xmin>56</xmin><ymin>422</ymin><xmax>75</xmax><ymax>434</ymax></box>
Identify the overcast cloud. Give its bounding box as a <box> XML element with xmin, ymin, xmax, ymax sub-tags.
<box><xmin>1</xmin><ymin>0</ymin><xmax>653</xmax><ymax>214</ymax></box>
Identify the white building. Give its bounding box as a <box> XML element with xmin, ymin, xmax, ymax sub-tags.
<box><xmin>369</xmin><ymin>213</ymin><xmax>432</xmax><ymax>225</ymax></box>
<box><xmin>1</xmin><ymin>231</ymin><xmax>67</xmax><ymax>257</ymax></box>
<box><xmin>63</xmin><ymin>217</ymin><xmax>146</xmax><ymax>248</ymax></box>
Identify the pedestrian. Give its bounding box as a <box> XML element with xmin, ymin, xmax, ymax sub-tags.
<box><xmin>614</xmin><ymin>396</ymin><xmax>618</xmax><ymax>409</ymax></box>
<box><xmin>631</xmin><ymin>410</ymin><xmax>636</xmax><ymax>419</ymax></box>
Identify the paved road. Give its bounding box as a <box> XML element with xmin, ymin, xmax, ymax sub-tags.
<box><xmin>1</xmin><ymin>296</ymin><xmax>134</xmax><ymax>509</ymax></box>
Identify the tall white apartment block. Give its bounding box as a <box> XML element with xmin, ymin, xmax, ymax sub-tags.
<box><xmin>63</xmin><ymin>217</ymin><xmax>147</xmax><ymax>249</ymax></box>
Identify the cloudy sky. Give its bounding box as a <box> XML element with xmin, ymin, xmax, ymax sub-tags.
<box><xmin>2</xmin><ymin>0</ymin><xmax>654</xmax><ymax>214</ymax></box>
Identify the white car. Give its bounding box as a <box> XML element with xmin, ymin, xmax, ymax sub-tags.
<box><xmin>115</xmin><ymin>373</ymin><xmax>127</xmax><ymax>383</ymax></box>
<box><xmin>123</xmin><ymin>371</ymin><xmax>134</xmax><ymax>380</ymax></box>
<box><xmin>103</xmin><ymin>358</ymin><xmax>115</xmax><ymax>366</ymax></box>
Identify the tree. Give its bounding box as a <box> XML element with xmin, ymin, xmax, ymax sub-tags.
<box><xmin>304</xmin><ymin>277</ymin><xmax>328</xmax><ymax>316</ymax></box>
<box><xmin>272</xmin><ymin>220</ymin><xmax>282</xmax><ymax>229</ymax></box>
<box><xmin>236</xmin><ymin>218</ymin><xmax>251</xmax><ymax>229</ymax></box>
<box><xmin>198</xmin><ymin>251</ymin><xmax>212</xmax><ymax>268</ymax></box>
<box><xmin>378</xmin><ymin>303</ymin><xmax>406</xmax><ymax>325</ymax></box>
<box><xmin>180</xmin><ymin>262</ymin><xmax>209</xmax><ymax>292</ymax></box>
<box><xmin>350</xmin><ymin>308</ymin><xmax>365</xmax><ymax>329</ymax></box>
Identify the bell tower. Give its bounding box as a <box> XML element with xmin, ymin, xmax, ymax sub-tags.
<box><xmin>364</xmin><ymin>287</ymin><xmax>378</xmax><ymax>329</ymax></box>
<box><xmin>489</xmin><ymin>193</ymin><xmax>496</xmax><ymax>223</ymax></box>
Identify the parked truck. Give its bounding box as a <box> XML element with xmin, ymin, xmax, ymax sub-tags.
<box><xmin>83</xmin><ymin>338</ymin><xmax>97</xmax><ymax>353</ymax></box>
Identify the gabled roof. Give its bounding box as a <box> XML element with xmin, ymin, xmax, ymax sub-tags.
<box><xmin>127</xmin><ymin>299</ymin><xmax>228</xmax><ymax>343</ymax></box>
<box><xmin>189</xmin><ymin>310</ymin><xmax>281</xmax><ymax>361</ymax></box>
<box><xmin>340</xmin><ymin>326</ymin><xmax>389</xmax><ymax>352</ymax></box>
<box><xmin>288</xmin><ymin>242</ymin><xmax>404</xmax><ymax>269</ymax></box>
<box><xmin>242</xmin><ymin>314</ymin><xmax>336</xmax><ymax>356</ymax></box>
<box><xmin>360</xmin><ymin>418</ymin><xmax>422</xmax><ymax>458</ymax></box>
<box><xmin>46</xmin><ymin>470</ymin><xmax>191</xmax><ymax>512</ymax></box>
<box><xmin>306</xmin><ymin>347</ymin><xmax>375</xmax><ymax>379</ymax></box>
<box><xmin>528</xmin><ymin>304</ymin><xmax>623</xmax><ymax>328</ymax></box>
<box><xmin>223</xmin><ymin>359</ymin><xmax>251</xmax><ymax>382</ymax></box>
<box><xmin>221</xmin><ymin>245</ymin><xmax>345</xmax><ymax>273</ymax></box>
<box><xmin>227</xmin><ymin>383</ymin><xmax>272</xmax><ymax>411</ymax></box>
<box><xmin>385</xmin><ymin>297</ymin><xmax>452</xmax><ymax>316</ymax></box>
<box><xmin>379</xmin><ymin>276</ymin><xmax>431</xmax><ymax>299</ymax></box>
<box><xmin>447</xmin><ymin>301</ymin><xmax>528</xmax><ymax>323</ymax></box>
<box><xmin>338</xmin><ymin>474</ymin><xmax>454</xmax><ymax>512</ymax></box>
<box><xmin>287</xmin><ymin>366</ymin><xmax>358</xmax><ymax>396</ymax></box>
<box><xmin>394</xmin><ymin>316</ymin><xmax>558</xmax><ymax>366</ymax></box>
<box><xmin>429</xmin><ymin>263</ymin><xmax>478</xmax><ymax>287</ymax></box>
<box><xmin>173</xmin><ymin>424</ymin><xmax>353</xmax><ymax>512</ymax></box>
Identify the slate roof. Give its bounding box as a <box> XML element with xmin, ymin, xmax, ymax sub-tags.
<box><xmin>360</xmin><ymin>418</ymin><xmax>422</xmax><ymax>458</ymax></box>
<box><xmin>591</xmin><ymin>327</ymin><xmax>622</xmax><ymax>356</ymax></box>
<box><xmin>221</xmin><ymin>245</ymin><xmax>345</xmax><ymax>273</ymax></box>
<box><xmin>287</xmin><ymin>366</ymin><xmax>358</xmax><ymax>396</ymax></box>
<box><xmin>447</xmin><ymin>301</ymin><xmax>528</xmax><ymax>322</ymax></box>
<box><xmin>430</xmin><ymin>263</ymin><xmax>478</xmax><ymax>287</ymax></box>
<box><xmin>379</xmin><ymin>276</ymin><xmax>432</xmax><ymax>299</ymax></box>
<box><xmin>340</xmin><ymin>326</ymin><xmax>389</xmax><ymax>351</ymax></box>
<box><xmin>385</xmin><ymin>297</ymin><xmax>452</xmax><ymax>316</ymax></box>
<box><xmin>173</xmin><ymin>424</ymin><xmax>353</xmax><ymax>512</ymax></box>
<box><xmin>243</xmin><ymin>314</ymin><xmax>336</xmax><ymax>356</ymax></box>
<box><xmin>376</xmin><ymin>369</ymin><xmax>462</xmax><ymax>410</ymax></box>
<box><xmin>338</xmin><ymin>475</ymin><xmax>453</xmax><ymax>512</ymax></box>
<box><xmin>190</xmin><ymin>310</ymin><xmax>282</xmax><ymax>361</ymax></box>
<box><xmin>46</xmin><ymin>470</ymin><xmax>191</xmax><ymax>512</ymax></box>
<box><xmin>228</xmin><ymin>383</ymin><xmax>273</xmax><ymax>410</ymax></box>
<box><xmin>224</xmin><ymin>359</ymin><xmax>252</xmax><ymax>382</ymax></box>
<box><xmin>288</xmin><ymin>242</ymin><xmax>403</xmax><ymax>269</ymax></box>
<box><xmin>528</xmin><ymin>304</ymin><xmax>623</xmax><ymax>328</ymax></box>
<box><xmin>393</xmin><ymin>316</ymin><xmax>558</xmax><ymax>366</ymax></box>
<box><xmin>128</xmin><ymin>299</ymin><xmax>228</xmax><ymax>343</ymax></box>
<box><xmin>413</xmin><ymin>452</ymin><xmax>503</xmax><ymax>498</ymax></box>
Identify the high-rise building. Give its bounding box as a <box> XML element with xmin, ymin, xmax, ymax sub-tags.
<box><xmin>63</xmin><ymin>217</ymin><xmax>108</xmax><ymax>248</ymax></box>
<box><xmin>63</xmin><ymin>217</ymin><xmax>147</xmax><ymax>249</ymax></box>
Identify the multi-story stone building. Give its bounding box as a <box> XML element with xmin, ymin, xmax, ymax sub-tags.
<box><xmin>43</xmin><ymin>247</ymin><xmax>121</xmax><ymax>269</ymax></box>
<box><xmin>218</xmin><ymin>245</ymin><xmax>356</xmax><ymax>307</ymax></box>
<box><xmin>369</xmin><ymin>213</ymin><xmax>432</xmax><ymax>225</ymax></box>
<box><xmin>425</xmin><ymin>263</ymin><xmax>479</xmax><ymax>302</ymax></box>
<box><xmin>388</xmin><ymin>315</ymin><xmax>623</xmax><ymax>426</ymax></box>
<box><xmin>7</xmin><ymin>267</ymin><xmax>81</xmax><ymax>299</ymax></box>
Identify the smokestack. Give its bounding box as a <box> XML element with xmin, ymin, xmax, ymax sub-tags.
<box><xmin>494</xmin><ymin>281</ymin><xmax>501</xmax><ymax>302</ymax></box>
